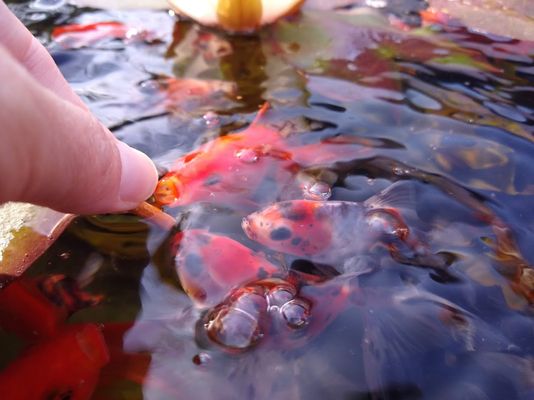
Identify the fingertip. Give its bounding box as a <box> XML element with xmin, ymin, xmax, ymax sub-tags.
<box><xmin>114</xmin><ymin>141</ymin><xmax>158</xmax><ymax>212</ymax></box>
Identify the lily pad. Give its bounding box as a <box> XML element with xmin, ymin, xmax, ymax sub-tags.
<box><xmin>272</xmin><ymin>9</ymin><xmax>500</xmax><ymax>74</ymax></box>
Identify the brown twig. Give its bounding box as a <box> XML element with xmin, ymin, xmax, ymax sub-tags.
<box><xmin>132</xmin><ymin>202</ymin><xmax>176</xmax><ymax>232</ymax></box>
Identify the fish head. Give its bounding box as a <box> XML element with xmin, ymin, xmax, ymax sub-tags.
<box><xmin>153</xmin><ymin>107</ymin><xmax>285</xmax><ymax>208</ymax></box>
<box><xmin>173</xmin><ymin>229</ymin><xmax>280</xmax><ymax>307</ymax></box>
<box><xmin>242</xmin><ymin>200</ymin><xmax>332</xmax><ymax>258</ymax></box>
<box><xmin>153</xmin><ymin>174</ymin><xmax>183</xmax><ymax>206</ymax></box>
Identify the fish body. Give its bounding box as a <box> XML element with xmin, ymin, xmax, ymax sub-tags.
<box><xmin>52</xmin><ymin>22</ymin><xmax>129</xmax><ymax>45</ymax></box>
<box><xmin>155</xmin><ymin>122</ymin><xmax>287</xmax><ymax>208</ymax></box>
<box><xmin>173</xmin><ymin>228</ymin><xmax>353</xmax><ymax>350</ymax></box>
<box><xmin>172</xmin><ymin>229</ymin><xmax>282</xmax><ymax>307</ymax></box>
<box><xmin>0</xmin><ymin>324</ymin><xmax>108</xmax><ymax>400</ymax></box>
<box><xmin>51</xmin><ymin>21</ymin><xmax>157</xmax><ymax>49</ymax></box>
<box><xmin>154</xmin><ymin>105</ymin><xmax>367</xmax><ymax>209</ymax></box>
<box><xmin>161</xmin><ymin>77</ymin><xmax>236</xmax><ymax>112</ymax></box>
<box><xmin>242</xmin><ymin>182</ymin><xmax>416</xmax><ymax>269</ymax></box>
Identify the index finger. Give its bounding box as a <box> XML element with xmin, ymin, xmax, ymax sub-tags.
<box><xmin>0</xmin><ymin>1</ymin><xmax>87</xmax><ymax>108</ymax></box>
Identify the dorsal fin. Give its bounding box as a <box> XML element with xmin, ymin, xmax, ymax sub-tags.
<box><xmin>364</xmin><ymin>180</ymin><xmax>416</xmax><ymax>210</ymax></box>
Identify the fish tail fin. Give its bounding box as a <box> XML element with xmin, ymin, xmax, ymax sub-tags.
<box><xmin>364</xmin><ymin>180</ymin><xmax>416</xmax><ymax>210</ymax></box>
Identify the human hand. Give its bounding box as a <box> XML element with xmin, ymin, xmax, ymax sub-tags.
<box><xmin>0</xmin><ymin>1</ymin><xmax>157</xmax><ymax>214</ymax></box>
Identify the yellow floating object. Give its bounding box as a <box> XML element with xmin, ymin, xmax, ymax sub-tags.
<box><xmin>168</xmin><ymin>0</ymin><xmax>304</xmax><ymax>32</ymax></box>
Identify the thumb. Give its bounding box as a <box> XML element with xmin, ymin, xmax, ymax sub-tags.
<box><xmin>0</xmin><ymin>45</ymin><xmax>157</xmax><ymax>214</ymax></box>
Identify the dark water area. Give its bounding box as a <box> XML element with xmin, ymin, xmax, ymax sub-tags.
<box><xmin>2</xmin><ymin>0</ymin><xmax>534</xmax><ymax>399</ymax></box>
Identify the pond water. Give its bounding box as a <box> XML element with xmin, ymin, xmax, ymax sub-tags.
<box><xmin>1</xmin><ymin>1</ymin><xmax>534</xmax><ymax>399</ymax></box>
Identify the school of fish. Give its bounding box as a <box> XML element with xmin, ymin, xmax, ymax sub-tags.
<box><xmin>160</xmin><ymin>105</ymin><xmax>454</xmax><ymax>352</ymax></box>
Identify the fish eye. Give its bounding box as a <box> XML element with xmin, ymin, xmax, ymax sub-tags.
<box><xmin>269</xmin><ymin>226</ymin><xmax>292</xmax><ymax>241</ymax></box>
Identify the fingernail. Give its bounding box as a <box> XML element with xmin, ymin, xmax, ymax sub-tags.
<box><xmin>117</xmin><ymin>141</ymin><xmax>158</xmax><ymax>210</ymax></box>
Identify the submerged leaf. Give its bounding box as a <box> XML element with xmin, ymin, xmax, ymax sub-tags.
<box><xmin>428</xmin><ymin>0</ymin><xmax>534</xmax><ymax>41</ymax></box>
<box><xmin>271</xmin><ymin>8</ymin><xmax>501</xmax><ymax>90</ymax></box>
<box><xmin>429</xmin><ymin>53</ymin><xmax>502</xmax><ymax>73</ymax></box>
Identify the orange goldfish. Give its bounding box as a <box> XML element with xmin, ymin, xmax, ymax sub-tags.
<box><xmin>154</xmin><ymin>105</ymin><xmax>369</xmax><ymax>210</ymax></box>
<box><xmin>52</xmin><ymin>21</ymin><xmax>159</xmax><ymax>49</ymax></box>
<box><xmin>0</xmin><ymin>275</ymin><xmax>102</xmax><ymax>341</ymax></box>
<box><xmin>0</xmin><ymin>324</ymin><xmax>108</xmax><ymax>400</ymax></box>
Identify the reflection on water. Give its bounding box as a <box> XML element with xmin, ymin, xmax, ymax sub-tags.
<box><xmin>2</xmin><ymin>1</ymin><xmax>534</xmax><ymax>399</ymax></box>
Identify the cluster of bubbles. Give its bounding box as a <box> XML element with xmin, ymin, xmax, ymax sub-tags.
<box><xmin>202</xmin><ymin>279</ymin><xmax>311</xmax><ymax>351</ymax></box>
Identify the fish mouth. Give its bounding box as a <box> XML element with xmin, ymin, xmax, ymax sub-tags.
<box><xmin>154</xmin><ymin>175</ymin><xmax>182</xmax><ymax>206</ymax></box>
<box><xmin>241</xmin><ymin>216</ymin><xmax>256</xmax><ymax>239</ymax></box>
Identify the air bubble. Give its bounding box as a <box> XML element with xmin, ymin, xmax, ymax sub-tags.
<box><xmin>267</xmin><ymin>285</ymin><xmax>296</xmax><ymax>310</ymax></box>
<box><xmin>281</xmin><ymin>299</ymin><xmax>311</xmax><ymax>329</ymax></box>
<box><xmin>28</xmin><ymin>12</ymin><xmax>47</xmax><ymax>21</ymax></box>
<box><xmin>205</xmin><ymin>290</ymin><xmax>267</xmax><ymax>350</ymax></box>
<box><xmin>303</xmin><ymin>181</ymin><xmax>331</xmax><ymax>201</ymax></box>
<box><xmin>235</xmin><ymin>148</ymin><xmax>260</xmax><ymax>164</ymax></box>
<box><xmin>392</xmin><ymin>167</ymin><xmax>410</xmax><ymax>176</ymax></box>
<box><xmin>365</xmin><ymin>0</ymin><xmax>387</xmax><ymax>8</ymax></box>
<box><xmin>138</xmin><ymin>79</ymin><xmax>160</xmax><ymax>94</ymax></box>
<box><xmin>192</xmin><ymin>352</ymin><xmax>211</xmax><ymax>366</ymax></box>
<box><xmin>30</xmin><ymin>0</ymin><xmax>65</xmax><ymax>11</ymax></box>
<box><xmin>206</xmin><ymin>307</ymin><xmax>262</xmax><ymax>350</ymax></box>
<box><xmin>203</xmin><ymin>112</ymin><xmax>220</xmax><ymax>128</ymax></box>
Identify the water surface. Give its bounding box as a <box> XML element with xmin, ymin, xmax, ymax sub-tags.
<box><xmin>2</xmin><ymin>1</ymin><xmax>534</xmax><ymax>399</ymax></box>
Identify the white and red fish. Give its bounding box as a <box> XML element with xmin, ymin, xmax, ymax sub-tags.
<box><xmin>172</xmin><ymin>228</ymin><xmax>352</xmax><ymax>351</ymax></box>
<box><xmin>242</xmin><ymin>182</ymin><xmax>444</xmax><ymax>272</ymax></box>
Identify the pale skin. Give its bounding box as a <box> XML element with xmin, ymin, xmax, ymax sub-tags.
<box><xmin>0</xmin><ymin>1</ymin><xmax>158</xmax><ymax>214</ymax></box>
